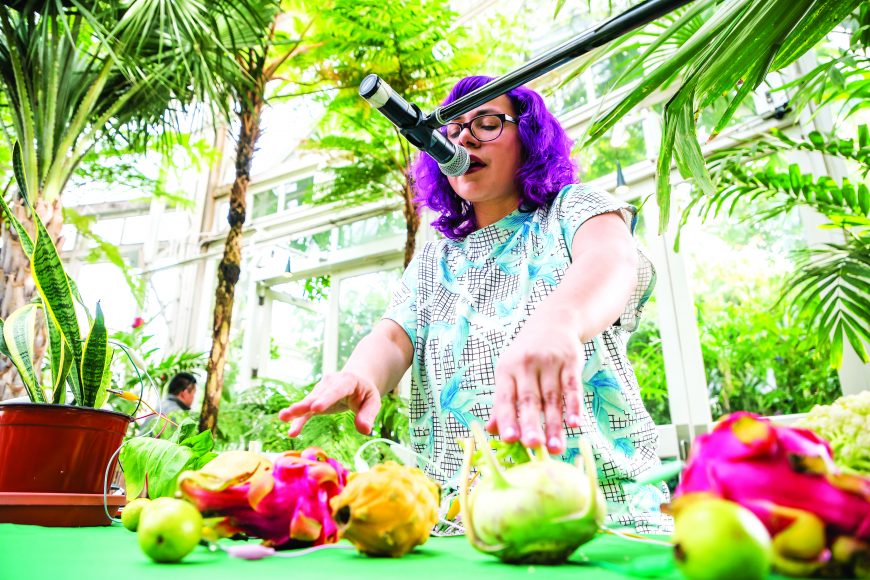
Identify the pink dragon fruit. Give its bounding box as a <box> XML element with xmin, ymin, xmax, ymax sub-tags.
<box><xmin>178</xmin><ymin>448</ymin><xmax>348</xmax><ymax>549</ymax></box>
<box><xmin>674</xmin><ymin>412</ymin><xmax>870</xmax><ymax>577</ymax></box>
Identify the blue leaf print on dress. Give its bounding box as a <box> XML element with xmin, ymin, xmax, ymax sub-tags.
<box><xmin>586</xmin><ymin>369</ymin><xmax>628</xmax><ymax>438</ymax></box>
<box><xmin>437</xmin><ymin>365</ymin><xmax>479</xmax><ymax>429</ymax></box>
<box><xmin>613</xmin><ymin>437</ymin><xmax>636</xmax><ymax>456</ymax></box>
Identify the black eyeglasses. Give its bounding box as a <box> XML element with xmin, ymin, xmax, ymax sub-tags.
<box><xmin>444</xmin><ymin>113</ymin><xmax>518</xmax><ymax>143</ymax></box>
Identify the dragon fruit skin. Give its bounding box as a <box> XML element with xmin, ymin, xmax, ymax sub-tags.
<box><xmin>179</xmin><ymin>447</ymin><xmax>348</xmax><ymax>548</ymax></box>
<box><xmin>675</xmin><ymin>412</ymin><xmax>870</xmax><ymax>540</ymax></box>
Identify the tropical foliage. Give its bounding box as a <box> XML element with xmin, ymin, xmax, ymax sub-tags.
<box><xmin>680</xmin><ymin>125</ymin><xmax>870</xmax><ymax>367</ymax></box>
<box><xmin>302</xmin><ymin>0</ymin><xmax>518</xmax><ymax>265</ymax></box>
<box><xmin>572</xmin><ymin>0</ymin><xmax>869</xmax><ymax>369</ymax></box>
<box><xmin>0</xmin><ymin>0</ymin><xmax>276</xmax><ymax>399</ymax></box>
<box><xmin>214</xmin><ymin>379</ymin><xmax>409</xmax><ymax>468</ymax></box>
<box><xmin>0</xmin><ymin>164</ymin><xmax>113</xmax><ymax>407</ymax></box>
<box><xmin>581</xmin><ymin>0</ymin><xmax>862</xmax><ymax>230</ymax></box>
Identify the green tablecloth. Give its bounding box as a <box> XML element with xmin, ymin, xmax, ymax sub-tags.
<box><xmin>0</xmin><ymin>523</ymin><xmax>795</xmax><ymax>579</ymax></box>
<box><xmin>0</xmin><ymin>523</ymin><xmax>689</xmax><ymax>579</ymax></box>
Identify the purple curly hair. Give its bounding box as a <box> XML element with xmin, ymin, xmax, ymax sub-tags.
<box><xmin>412</xmin><ymin>76</ymin><xmax>577</xmax><ymax>239</ymax></box>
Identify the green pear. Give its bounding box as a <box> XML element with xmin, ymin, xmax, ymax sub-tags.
<box><xmin>121</xmin><ymin>497</ymin><xmax>152</xmax><ymax>531</ymax></box>
<box><xmin>137</xmin><ymin>497</ymin><xmax>203</xmax><ymax>563</ymax></box>
<box><xmin>671</xmin><ymin>496</ymin><xmax>772</xmax><ymax>580</ymax></box>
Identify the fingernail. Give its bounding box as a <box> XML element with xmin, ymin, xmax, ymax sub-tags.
<box><xmin>548</xmin><ymin>437</ymin><xmax>563</xmax><ymax>452</ymax></box>
<box><xmin>523</xmin><ymin>434</ymin><xmax>543</xmax><ymax>447</ymax></box>
<box><xmin>568</xmin><ymin>414</ymin><xmax>581</xmax><ymax>427</ymax></box>
<box><xmin>502</xmin><ymin>427</ymin><xmax>517</xmax><ymax>440</ymax></box>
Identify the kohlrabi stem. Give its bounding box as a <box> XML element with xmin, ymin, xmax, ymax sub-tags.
<box><xmin>460</xmin><ymin>428</ymin><xmax>504</xmax><ymax>554</ymax></box>
<box><xmin>579</xmin><ymin>437</ymin><xmax>599</xmax><ymax>523</ymax></box>
<box><xmin>470</xmin><ymin>423</ymin><xmax>509</xmax><ymax>489</ymax></box>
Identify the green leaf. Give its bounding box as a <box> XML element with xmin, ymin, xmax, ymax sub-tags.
<box><xmin>2</xmin><ymin>304</ymin><xmax>43</xmax><ymax>402</ymax></box>
<box><xmin>119</xmin><ymin>426</ymin><xmax>217</xmax><ymax>499</ymax></box>
<box><xmin>45</xmin><ymin>308</ymin><xmax>72</xmax><ymax>405</ymax></box>
<box><xmin>829</xmin><ymin>320</ymin><xmax>844</xmax><ymax>369</ymax></box>
<box><xmin>93</xmin><ymin>346</ymin><xmax>114</xmax><ymax>409</ymax></box>
<box><xmin>120</xmin><ymin>438</ymin><xmax>195</xmax><ymax>499</ymax></box>
<box><xmin>12</xmin><ymin>142</ymin><xmax>28</xmax><ymax>204</ymax></box>
<box><xmin>30</xmin><ymin>211</ymin><xmax>84</xmax><ymax>403</ymax></box>
<box><xmin>0</xmin><ymin>320</ymin><xmax>9</xmax><ymax>359</ymax></box>
<box><xmin>0</xmin><ymin>189</ymin><xmax>34</xmax><ymax>257</ymax></box>
<box><xmin>178</xmin><ymin>429</ymin><xmax>215</xmax><ymax>458</ymax></box>
<box><xmin>81</xmin><ymin>302</ymin><xmax>108</xmax><ymax>407</ymax></box>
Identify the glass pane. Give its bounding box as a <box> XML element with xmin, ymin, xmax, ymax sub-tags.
<box><xmin>625</xmin><ymin>201</ymin><xmax>671</xmax><ymax>425</ymax></box>
<box><xmin>121</xmin><ymin>215</ymin><xmax>150</xmax><ymax>245</ymax></box>
<box><xmin>90</xmin><ymin>217</ymin><xmax>125</xmax><ymax>246</ymax></box>
<box><xmin>577</xmin><ymin>118</ymin><xmax>646</xmax><ymax>182</ymax></box>
<box><xmin>262</xmin><ymin>279</ymin><xmax>329</xmax><ymax>386</ymax></box>
<box><xmin>681</xmin><ymin>207</ymin><xmax>841</xmax><ymax>419</ymax></box>
<box><xmin>252</xmin><ymin>189</ymin><xmax>279</xmax><ymax>219</ymax></box>
<box><xmin>335</xmin><ymin>211</ymin><xmax>404</xmax><ymax>250</ymax></box>
<box><xmin>337</xmin><ymin>269</ymin><xmax>402</xmax><ymax>369</ymax></box>
<box><xmin>283</xmin><ymin>176</ymin><xmax>315</xmax><ymax>211</ymax></box>
<box><xmin>157</xmin><ymin>212</ymin><xmax>190</xmax><ymax>241</ymax></box>
<box><xmin>77</xmin><ymin>262</ymin><xmax>138</xmax><ymax>331</ymax></box>
<box><xmin>591</xmin><ymin>45</ymin><xmax>641</xmax><ymax>98</ymax></box>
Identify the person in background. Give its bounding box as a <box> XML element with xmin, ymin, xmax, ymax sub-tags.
<box><xmin>140</xmin><ymin>372</ymin><xmax>197</xmax><ymax>434</ymax></box>
<box><xmin>279</xmin><ymin>75</ymin><xmax>670</xmax><ymax>534</ymax></box>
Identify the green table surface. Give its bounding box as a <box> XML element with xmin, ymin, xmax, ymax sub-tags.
<box><xmin>0</xmin><ymin>523</ymin><xmax>789</xmax><ymax>580</ymax></box>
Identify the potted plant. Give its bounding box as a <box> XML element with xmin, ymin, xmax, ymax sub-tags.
<box><xmin>0</xmin><ymin>147</ymin><xmax>130</xmax><ymax>524</ymax></box>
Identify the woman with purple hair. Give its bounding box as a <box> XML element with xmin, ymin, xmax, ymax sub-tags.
<box><xmin>280</xmin><ymin>76</ymin><xmax>670</xmax><ymax>534</ymax></box>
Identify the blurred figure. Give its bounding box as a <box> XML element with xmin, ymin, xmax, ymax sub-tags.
<box><xmin>140</xmin><ymin>372</ymin><xmax>197</xmax><ymax>435</ymax></box>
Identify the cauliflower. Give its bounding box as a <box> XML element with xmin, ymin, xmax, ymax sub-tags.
<box><xmin>796</xmin><ymin>391</ymin><xmax>870</xmax><ymax>475</ymax></box>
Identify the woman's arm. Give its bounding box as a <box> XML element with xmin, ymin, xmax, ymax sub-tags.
<box><xmin>487</xmin><ymin>211</ymin><xmax>638</xmax><ymax>453</ymax></box>
<box><xmin>279</xmin><ymin>319</ymin><xmax>413</xmax><ymax>436</ymax></box>
<box><xmin>344</xmin><ymin>319</ymin><xmax>415</xmax><ymax>396</ymax></box>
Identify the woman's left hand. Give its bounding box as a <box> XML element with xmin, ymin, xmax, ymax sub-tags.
<box><xmin>486</xmin><ymin>303</ymin><xmax>584</xmax><ymax>455</ymax></box>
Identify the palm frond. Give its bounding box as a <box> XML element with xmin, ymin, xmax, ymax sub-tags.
<box><xmin>583</xmin><ymin>0</ymin><xmax>862</xmax><ymax>232</ymax></box>
<box><xmin>782</xmin><ymin>232</ymin><xmax>870</xmax><ymax>368</ymax></box>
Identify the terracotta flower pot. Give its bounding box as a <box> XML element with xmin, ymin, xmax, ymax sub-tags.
<box><xmin>0</xmin><ymin>403</ymin><xmax>131</xmax><ymax>494</ymax></box>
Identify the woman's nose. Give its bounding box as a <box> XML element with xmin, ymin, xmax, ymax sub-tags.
<box><xmin>457</xmin><ymin>125</ymin><xmax>479</xmax><ymax>148</ymax></box>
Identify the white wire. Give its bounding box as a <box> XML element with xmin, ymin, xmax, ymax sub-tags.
<box><xmin>102</xmin><ymin>342</ymin><xmax>165</xmax><ymax>524</ymax></box>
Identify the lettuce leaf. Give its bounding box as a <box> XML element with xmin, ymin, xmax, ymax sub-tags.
<box><xmin>120</xmin><ymin>419</ymin><xmax>218</xmax><ymax>499</ymax></box>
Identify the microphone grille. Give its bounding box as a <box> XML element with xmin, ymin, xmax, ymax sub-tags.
<box><xmin>438</xmin><ymin>145</ymin><xmax>470</xmax><ymax>177</ymax></box>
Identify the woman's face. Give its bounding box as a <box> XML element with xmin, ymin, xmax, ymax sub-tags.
<box><xmin>446</xmin><ymin>95</ymin><xmax>522</xmax><ymax>209</ymax></box>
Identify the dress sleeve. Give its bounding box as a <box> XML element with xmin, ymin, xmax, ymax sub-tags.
<box><xmin>554</xmin><ymin>184</ymin><xmax>656</xmax><ymax>333</ymax></box>
<box><xmin>382</xmin><ymin>256</ymin><xmax>419</xmax><ymax>346</ymax></box>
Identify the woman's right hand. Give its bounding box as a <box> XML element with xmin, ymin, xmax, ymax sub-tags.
<box><xmin>277</xmin><ymin>371</ymin><xmax>382</xmax><ymax>437</ymax></box>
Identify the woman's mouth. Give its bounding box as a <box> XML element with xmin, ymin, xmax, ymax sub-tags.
<box><xmin>466</xmin><ymin>156</ymin><xmax>486</xmax><ymax>174</ymax></box>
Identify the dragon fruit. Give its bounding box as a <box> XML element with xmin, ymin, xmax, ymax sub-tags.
<box><xmin>459</xmin><ymin>423</ymin><xmax>605</xmax><ymax>564</ymax></box>
<box><xmin>675</xmin><ymin>412</ymin><xmax>870</xmax><ymax>577</ymax></box>
<box><xmin>178</xmin><ymin>448</ymin><xmax>347</xmax><ymax>548</ymax></box>
<box><xmin>329</xmin><ymin>461</ymin><xmax>440</xmax><ymax>557</ymax></box>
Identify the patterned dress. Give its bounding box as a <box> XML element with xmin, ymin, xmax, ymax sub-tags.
<box><xmin>383</xmin><ymin>184</ymin><xmax>672</xmax><ymax>534</ymax></box>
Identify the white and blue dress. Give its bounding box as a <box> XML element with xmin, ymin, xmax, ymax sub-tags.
<box><xmin>384</xmin><ymin>184</ymin><xmax>672</xmax><ymax>534</ymax></box>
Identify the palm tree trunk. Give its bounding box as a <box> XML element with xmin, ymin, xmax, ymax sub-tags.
<box><xmin>401</xmin><ymin>172</ymin><xmax>419</xmax><ymax>268</ymax></box>
<box><xmin>199</xmin><ymin>92</ymin><xmax>264</xmax><ymax>434</ymax></box>
<box><xmin>0</xmin><ymin>197</ymin><xmax>63</xmax><ymax>400</ymax></box>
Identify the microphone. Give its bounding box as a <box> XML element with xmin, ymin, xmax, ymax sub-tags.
<box><xmin>359</xmin><ymin>74</ymin><xmax>470</xmax><ymax>177</ymax></box>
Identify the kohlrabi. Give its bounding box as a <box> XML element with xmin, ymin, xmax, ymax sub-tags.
<box><xmin>459</xmin><ymin>423</ymin><xmax>605</xmax><ymax>564</ymax></box>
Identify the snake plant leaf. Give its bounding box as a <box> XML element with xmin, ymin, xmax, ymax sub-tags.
<box><xmin>92</xmin><ymin>346</ymin><xmax>114</xmax><ymax>409</ymax></box>
<box><xmin>0</xmin><ymin>319</ymin><xmax>8</xmax><ymax>359</ymax></box>
<box><xmin>2</xmin><ymin>303</ymin><xmax>43</xmax><ymax>402</ymax></box>
<box><xmin>0</xmin><ymin>178</ymin><xmax>34</xmax><ymax>257</ymax></box>
<box><xmin>12</xmin><ymin>141</ymin><xmax>29</xmax><ymax>205</ymax></box>
<box><xmin>30</xmin><ymin>209</ymin><xmax>83</xmax><ymax>402</ymax></box>
<box><xmin>81</xmin><ymin>302</ymin><xmax>108</xmax><ymax>408</ymax></box>
<box><xmin>46</xmin><ymin>312</ymin><xmax>72</xmax><ymax>405</ymax></box>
